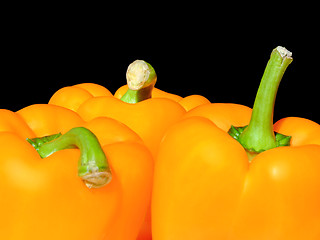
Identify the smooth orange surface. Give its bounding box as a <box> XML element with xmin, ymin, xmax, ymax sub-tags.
<box><xmin>178</xmin><ymin>94</ymin><xmax>210</xmax><ymax>111</ymax></box>
<box><xmin>0</xmin><ymin>109</ymin><xmax>36</xmax><ymax>139</ymax></box>
<box><xmin>274</xmin><ymin>117</ymin><xmax>320</xmax><ymax>146</ymax></box>
<box><xmin>75</xmin><ymin>83</ymin><xmax>113</xmax><ymax>97</ymax></box>
<box><xmin>49</xmin><ymin>83</ymin><xmax>113</xmax><ymax>111</ymax></box>
<box><xmin>183</xmin><ymin>103</ymin><xmax>253</xmax><ymax>131</ymax></box>
<box><xmin>77</xmin><ymin>96</ymin><xmax>186</xmax><ymax>159</ymax></box>
<box><xmin>0</xmin><ymin>105</ymin><xmax>153</xmax><ymax>240</ymax></box>
<box><xmin>152</xmin><ymin>104</ymin><xmax>320</xmax><ymax>240</ymax></box>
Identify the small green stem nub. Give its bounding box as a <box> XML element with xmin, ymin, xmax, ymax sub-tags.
<box><xmin>229</xmin><ymin>46</ymin><xmax>293</xmax><ymax>155</ymax></box>
<box><xmin>27</xmin><ymin>127</ymin><xmax>112</xmax><ymax>188</ymax></box>
<box><xmin>121</xmin><ymin>60</ymin><xmax>157</xmax><ymax>103</ymax></box>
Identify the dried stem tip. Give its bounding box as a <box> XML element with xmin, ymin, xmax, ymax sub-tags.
<box><xmin>276</xmin><ymin>46</ymin><xmax>292</xmax><ymax>59</ymax></box>
<box><xmin>126</xmin><ymin>60</ymin><xmax>156</xmax><ymax>90</ymax></box>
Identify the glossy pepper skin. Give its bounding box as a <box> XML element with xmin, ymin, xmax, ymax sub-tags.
<box><xmin>77</xmin><ymin>96</ymin><xmax>185</xmax><ymax>158</ymax></box>
<box><xmin>153</xmin><ymin>117</ymin><xmax>320</xmax><ymax>240</ymax></box>
<box><xmin>49</xmin><ymin>62</ymin><xmax>187</xmax><ymax>240</ymax></box>
<box><xmin>49</xmin><ymin>83</ymin><xmax>113</xmax><ymax>112</ymax></box>
<box><xmin>152</xmin><ymin>47</ymin><xmax>320</xmax><ymax>239</ymax></box>
<box><xmin>0</xmin><ymin>104</ymin><xmax>153</xmax><ymax>240</ymax></box>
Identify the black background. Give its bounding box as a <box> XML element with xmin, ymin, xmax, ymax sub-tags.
<box><xmin>2</xmin><ymin>10</ymin><xmax>320</xmax><ymax>124</ymax></box>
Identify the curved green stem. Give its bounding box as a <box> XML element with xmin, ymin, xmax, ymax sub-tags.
<box><xmin>121</xmin><ymin>60</ymin><xmax>157</xmax><ymax>103</ymax></box>
<box><xmin>27</xmin><ymin>127</ymin><xmax>112</xmax><ymax>188</ymax></box>
<box><xmin>229</xmin><ymin>46</ymin><xmax>293</xmax><ymax>154</ymax></box>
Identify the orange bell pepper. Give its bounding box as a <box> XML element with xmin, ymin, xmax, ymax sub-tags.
<box><xmin>48</xmin><ymin>60</ymin><xmax>209</xmax><ymax>158</ymax></box>
<box><xmin>78</xmin><ymin>60</ymin><xmax>188</xmax><ymax>240</ymax></box>
<box><xmin>50</xmin><ymin>60</ymin><xmax>186</xmax><ymax>159</ymax></box>
<box><xmin>152</xmin><ymin>46</ymin><xmax>320</xmax><ymax>239</ymax></box>
<box><xmin>0</xmin><ymin>104</ymin><xmax>153</xmax><ymax>240</ymax></box>
<box><xmin>48</xmin><ymin>60</ymin><xmax>188</xmax><ymax>239</ymax></box>
<box><xmin>49</xmin><ymin>83</ymin><xmax>113</xmax><ymax>112</ymax></box>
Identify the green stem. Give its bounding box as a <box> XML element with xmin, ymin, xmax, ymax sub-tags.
<box><xmin>27</xmin><ymin>127</ymin><xmax>112</xmax><ymax>188</ymax></box>
<box><xmin>121</xmin><ymin>60</ymin><xmax>157</xmax><ymax>103</ymax></box>
<box><xmin>235</xmin><ymin>46</ymin><xmax>293</xmax><ymax>153</ymax></box>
